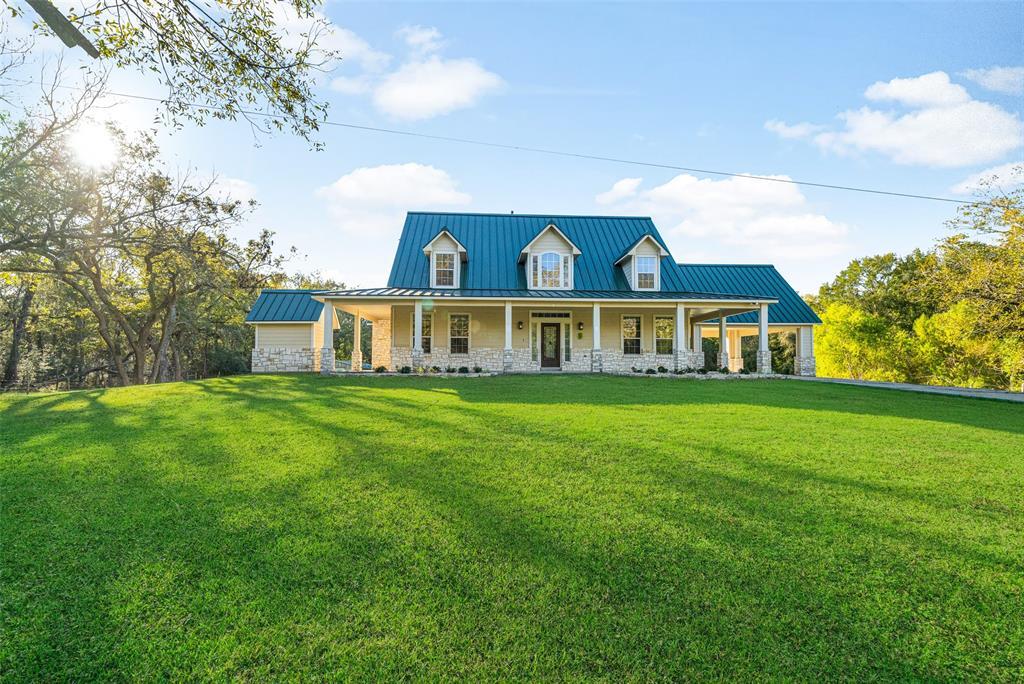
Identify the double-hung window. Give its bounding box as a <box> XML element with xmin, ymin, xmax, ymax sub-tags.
<box><xmin>636</xmin><ymin>256</ymin><xmax>657</xmax><ymax>290</ymax></box>
<box><xmin>449</xmin><ymin>313</ymin><xmax>470</xmax><ymax>354</ymax></box>
<box><xmin>411</xmin><ymin>313</ymin><xmax>432</xmax><ymax>353</ymax></box>
<box><xmin>434</xmin><ymin>252</ymin><xmax>456</xmax><ymax>287</ymax></box>
<box><xmin>655</xmin><ymin>316</ymin><xmax>674</xmax><ymax>355</ymax></box>
<box><xmin>531</xmin><ymin>252</ymin><xmax>570</xmax><ymax>289</ymax></box>
<box><xmin>622</xmin><ymin>316</ymin><xmax>641</xmax><ymax>355</ymax></box>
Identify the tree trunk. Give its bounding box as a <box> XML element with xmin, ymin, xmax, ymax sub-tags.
<box><xmin>2</xmin><ymin>284</ymin><xmax>34</xmax><ymax>388</ymax></box>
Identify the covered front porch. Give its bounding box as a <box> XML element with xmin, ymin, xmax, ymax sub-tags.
<box><xmin>316</xmin><ymin>294</ymin><xmax>814</xmax><ymax>376</ymax></box>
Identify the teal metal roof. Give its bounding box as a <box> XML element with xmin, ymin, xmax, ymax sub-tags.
<box><xmin>246</xmin><ymin>289</ymin><xmax>324</xmax><ymax>323</ymax></box>
<box><xmin>677</xmin><ymin>264</ymin><xmax>821</xmax><ymax>325</ymax></box>
<box><xmin>317</xmin><ymin>287</ymin><xmax>768</xmax><ymax>301</ymax></box>
<box><xmin>388</xmin><ymin>212</ymin><xmax>682</xmax><ymax>291</ymax></box>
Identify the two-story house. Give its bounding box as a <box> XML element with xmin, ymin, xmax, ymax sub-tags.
<box><xmin>246</xmin><ymin>212</ymin><xmax>820</xmax><ymax>375</ymax></box>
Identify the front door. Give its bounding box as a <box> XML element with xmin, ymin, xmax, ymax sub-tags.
<box><xmin>541</xmin><ymin>323</ymin><xmax>561</xmax><ymax>369</ymax></box>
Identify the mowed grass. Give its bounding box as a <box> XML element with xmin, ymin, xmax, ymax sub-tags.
<box><xmin>1</xmin><ymin>375</ymin><xmax>1022</xmax><ymax>681</ymax></box>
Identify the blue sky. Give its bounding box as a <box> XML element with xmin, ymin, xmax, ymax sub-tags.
<box><xmin>11</xmin><ymin>1</ymin><xmax>1024</xmax><ymax>292</ymax></box>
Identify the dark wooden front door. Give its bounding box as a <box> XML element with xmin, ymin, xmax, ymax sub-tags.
<box><xmin>541</xmin><ymin>323</ymin><xmax>561</xmax><ymax>368</ymax></box>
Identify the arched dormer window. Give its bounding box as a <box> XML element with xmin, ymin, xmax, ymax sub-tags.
<box><xmin>531</xmin><ymin>251</ymin><xmax>570</xmax><ymax>289</ymax></box>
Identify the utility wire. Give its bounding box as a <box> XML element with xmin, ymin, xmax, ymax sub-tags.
<box><xmin>4</xmin><ymin>75</ymin><xmax>1000</xmax><ymax>207</ymax></box>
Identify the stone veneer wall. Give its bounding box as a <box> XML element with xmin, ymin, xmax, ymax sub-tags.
<box><xmin>601</xmin><ymin>351</ymin><xmax>677</xmax><ymax>373</ymax></box>
<box><xmin>795</xmin><ymin>355</ymin><xmax>816</xmax><ymax>376</ymax></box>
<box><xmin>252</xmin><ymin>347</ymin><xmax>320</xmax><ymax>373</ymax></box>
<box><xmin>391</xmin><ymin>346</ymin><xmax>711</xmax><ymax>373</ymax></box>
<box><xmin>391</xmin><ymin>346</ymin><xmax>506</xmax><ymax>372</ymax></box>
<box><xmin>371</xmin><ymin>320</ymin><xmax>391</xmax><ymax>370</ymax></box>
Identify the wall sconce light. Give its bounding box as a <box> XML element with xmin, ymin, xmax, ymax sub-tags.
<box><xmin>517</xmin><ymin>321</ymin><xmax>524</xmax><ymax>330</ymax></box>
<box><xmin>577</xmin><ymin>321</ymin><xmax>584</xmax><ymax>332</ymax></box>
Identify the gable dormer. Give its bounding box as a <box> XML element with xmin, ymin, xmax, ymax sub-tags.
<box><xmin>518</xmin><ymin>223</ymin><xmax>582</xmax><ymax>290</ymax></box>
<box><xmin>422</xmin><ymin>229</ymin><xmax>467</xmax><ymax>288</ymax></box>
<box><xmin>614</xmin><ymin>234</ymin><xmax>669</xmax><ymax>291</ymax></box>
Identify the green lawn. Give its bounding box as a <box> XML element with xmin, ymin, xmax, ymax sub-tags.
<box><xmin>2</xmin><ymin>375</ymin><xmax>1022</xmax><ymax>680</ymax></box>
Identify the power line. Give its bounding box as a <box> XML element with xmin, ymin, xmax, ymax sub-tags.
<box><xmin>3</xmin><ymin>75</ymin><xmax>997</xmax><ymax>207</ymax></box>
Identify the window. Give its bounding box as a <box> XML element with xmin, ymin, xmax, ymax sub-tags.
<box><xmin>636</xmin><ymin>256</ymin><xmax>657</xmax><ymax>290</ymax></box>
<box><xmin>622</xmin><ymin>315</ymin><xmax>641</xmax><ymax>355</ymax></box>
<box><xmin>531</xmin><ymin>252</ymin><xmax>570</xmax><ymax>289</ymax></box>
<box><xmin>434</xmin><ymin>252</ymin><xmax>456</xmax><ymax>287</ymax></box>
<box><xmin>655</xmin><ymin>316</ymin><xmax>674</xmax><ymax>355</ymax></box>
<box><xmin>449</xmin><ymin>313</ymin><xmax>470</xmax><ymax>354</ymax></box>
<box><xmin>411</xmin><ymin>313</ymin><xmax>432</xmax><ymax>353</ymax></box>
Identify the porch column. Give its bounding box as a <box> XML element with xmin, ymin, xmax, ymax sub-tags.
<box><xmin>591</xmin><ymin>303</ymin><xmax>602</xmax><ymax>372</ymax></box>
<box><xmin>717</xmin><ymin>312</ymin><xmax>729</xmax><ymax>370</ymax></box>
<box><xmin>727</xmin><ymin>329</ymin><xmax>743</xmax><ymax>372</ymax></box>
<box><xmin>320</xmin><ymin>303</ymin><xmax>335</xmax><ymax>375</ymax></box>
<box><xmin>691</xmin><ymin>321</ymin><xmax>703</xmax><ymax>370</ymax></box>
<box><xmin>413</xmin><ymin>299</ymin><xmax>424</xmax><ymax>368</ymax></box>
<box><xmin>352</xmin><ymin>311</ymin><xmax>363</xmax><ymax>372</ymax></box>
<box><xmin>674</xmin><ymin>303</ymin><xmax>686</xmax><ymax>371</ymax></box>
<box><xmin>756</xmin><ymin>303</ymin><xmax>772</xmax><ymax>374</ymax></box>
<box><xmin>503</xmin><ymin>300</ymin><xmax>513</xmax><ymax>372</ymax></box>
<box><xmin>795</xmin><ymin>325</ymin><xmax>816</xmax><ymax>376</ymax></box>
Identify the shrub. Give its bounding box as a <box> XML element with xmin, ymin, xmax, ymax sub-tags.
<box><xmin>697</xmin><ymin>368</ymin><xmax>708</xmax><ymax>375</ymax></box>
<box><xmin>415</xmin><ymin>366</ymin><xmax>427</xmax><ymax>374</ymax></box>
<box><xmin>430</xmin><ymin>366</ymin><xmax>442</xmax><ymax>373</ymax></box>
<box><xmin>458</xmin><ymin>366</ymin><xmax>469</xmax><ymax>374</ymax></box>
<box><xmin>645</xmin><ymin>368</ymin><xmax>656</xmax><ymax>375</ymax></box>
<box><xmin>631</xmin><ymin>366</ymin><xmax>642</xmax><ymax>373</ymax></box>
<box><xmin>445</xmin><ymin>366</ymin><xmax>457</xmax><ymax>374</ymax></box>
<box><xmin>657</xmin><ymin>366</ymin><xmax>668</xmax><ymax>373</ymax></box>
<box><xmin>718</xmin><ymin>366</ymin><xmax>730</xmax><ymax>374</ymax></box>
<box><xmin>374</xmin><ymin>366</ymin><xmax>387</xmax><ymax>373</ymax></box>
<box><xmin>472</xmin><ymin>366</ymin><xmax>483</xmax><ymax>374</ymax></box>
<box><xmin>739</xmin><ymin>367</ymin><xmax>750</xmax><ymax>375</ymax></box>
<box><xmin>399</xmin><ymin>366</ymin><xmax>411</xmax><ymax>374</ymax></box>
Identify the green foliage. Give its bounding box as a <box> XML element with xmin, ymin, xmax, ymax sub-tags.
<box><xmin>2</xmin><ymin>375</ymin><xmax>1022</xmax><ymax>679</ymax></box>
<box><xmin>811</xmin><ymin>178</ymin><xmax>1024</xmax><ymax>390</ymax></box>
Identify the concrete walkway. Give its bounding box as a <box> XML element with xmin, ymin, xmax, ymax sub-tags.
<box><xmin>789</xmin><ymin>376</ymin><xmax>1024</xmax><ymax>403</ymax></box>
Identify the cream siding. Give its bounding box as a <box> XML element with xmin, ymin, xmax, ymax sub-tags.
<box><xmin>430</xmin><ymin>233</ymin><xmax>459</xmax><ymax>252</ymax></box>
<box><xmin>255</xmin><ymin>323</ymin><xmax>316</xmax><ymax>349</ymax></box>
<box><xmin>531</xmin><ymin>229</ymin><xmax>574</xmax><ymax>253</ymax></box>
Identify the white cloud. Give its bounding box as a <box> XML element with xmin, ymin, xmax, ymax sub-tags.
<box><xmin>962</xmin><ymin>66</ymin><xmax>1024</xmax><ymax>95</ymax></box>
<box><xmin>594</xmin><ymin>173</ymin><xmax>849</xmax><ymax>262</ymax></box>
<box><xmin>951</xmin><ymin>162</ymin><xmax>1024</xmax><ymax>195</ymax></box>
<box><xmin>329</xmin><ymin>75</ymin><xmax>372</xmax><ymax>95</ymax></box>
<box><xmin>273</xmin><ymin>5</ymin><xmax>389</xmax><ymax>72</ymax></box>
<box><xmin>864</xmin><ymin>71</ymin><xmax>969</xmax><ymax>107</ymax></box>
<box><xmin>396</xmin><ymin>25</ymin><xmax>445</xmax><ymax>55</ymax></box>
<box><xmin>315</xmin><ymin>163</ymin><xmax>471</xmax><ymax>287</ymax></box>
<box><xmin>595</xmin><ymin>177</ymin><xmax>643</xmax><ymax>205</ymax></box>
<box><xmin>204</xmin><ymin>176</ymin><xmax>257</xmax><ymax>203</ymax></box>
<box><xmin>766</xmin><ymin>71</ymin><xmax>1023</xmax><ymax>167</ymax></box>
<box><xmin>373</xmin><ymin>56</ymin><xmax>503</xmax><ymax>120</ymax></box>
<box><xmin>763</xmin><ymin>120</ymin><xmax>825</xmax><ymax>140</ymax></box>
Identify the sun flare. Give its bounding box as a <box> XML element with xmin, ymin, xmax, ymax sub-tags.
<box><xmin>68</xmin><ymin>121</ymin><xmax>119</xmax><ymax>170</ymax></box>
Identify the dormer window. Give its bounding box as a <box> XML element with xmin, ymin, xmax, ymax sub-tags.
<box><xmin>434</xmin><ymin>252</ymin><xmax>456</xmax><ymax>287</ymax></box>
<box><xmin>422</xmin><ymin>229</ymin><xmax>466</xmax><ymax>289</ymax></box>
<box><xmin>520</xmin><ymin>223</ymin><xmax>582</xmax><ymax>291</ymax></box>
<box><xmin>636</xmin><ymin>256</ymin><xmax>657</xmax><ymax>290</ymax></box>
<box><xmin>532</xmin><ymin>252</ymin><xmax>570</xmax><ymax>289</ymax></box>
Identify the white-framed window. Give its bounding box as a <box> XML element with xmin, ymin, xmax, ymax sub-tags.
<box><xmin>449</xmin><ymin>313</ymin><xmax>470</xmax><ymax>354</ymax></box>
<box><xmin>433</xmin><ymin>251</ymin><xmax>456</xmax><ymax>288</ymax></box>
<box><xmin>410</xmin><ymin>312</ymin><xmax>432</xmax><ymax>353</ymax></box>
<box><xmin>655</xmin><ymin>316</ymin><xmax>674</xmax><ymax>355</ymax></box>
<box><xmin>622</xmin><ymin>315</ymin><xmax>641</xmax><ymax>355</ymax></box>
<box><xmin>636</xmin><ymin>256</ymin><xmax>657</xmax><ymax>290</ymax></box>
<box><xmin>530</xmin><ymin>251</ymin><xmax>571</xmax><ymax>289</ymax></box>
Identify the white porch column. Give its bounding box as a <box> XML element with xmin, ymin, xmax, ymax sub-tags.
<box><xmin>727</xmin><ymin>329</ymin><xmax>743</xmax><ymax>372</ymax></box>
<box><xmin>320</xmin><ymin>303</ymin><xmax>335</xmax><ymax>375</ymax></box>
<box><xmin>352</xmin><ymin>310</ymin><xmax>363</xmax><ymax>372</ymax></box>
<box><xmin>756</xmin><ymin>303</ymin><xmax>772</xmax><ymax>374</ymax></box>
<box><xmin>718</xmin><ymin>312</ymin><xmax>729</xmax><ymax>370</ymax></box>
<box><xmin>674</xmin><ymin>303</ymin><xmax>686</xmax><ymax>371</ymax></box>
<box><xmin>691</xmin><ymin>321</ymin><xmax>703</xmax><ymax>370</ymax></box>
<box><xmin>503</xmin><ymin>300</ymin><xmax>513</xmax><ymax>372</ymax></box>
<box><xmin>412</xmin><ymin>299</ymin><xmax>424</xmax><ymax>368</ymax></box>
<box><xmin>591</xmin><ymin>302</ymin><xmax>602</xmax><ymax>372</ymax></box>
<box><xmin>795</xmin><ymin>325</ymin><xmax>816</xmax><ymax>376</ymax></box>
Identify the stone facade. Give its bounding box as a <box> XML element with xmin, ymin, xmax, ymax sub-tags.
<box><xmin>795</xmin><ymin>355</ymin><xmax>816</xmax><ymax>377</ymax></box>
<box><xmin>601</xmin><ymin>350</ymin><xmax>677</xmax><ymax>373</ymax></box>
<box><xmin>756</xmin><ymin>350</ymin><xmax>773</xmax><ymax>374</ymax></box>
<box><xmin>320</xmin><ymin>347</ymin><xmax>334</xmax><ymax>374</ymax></box>
<box><xmin>252</xmin><ymin>347</ymin><xmax>320</xmax><ymax>373</ymax></box>
<box><xmin>391</xmin><ymin>346</ymin><xmax>506</xmax><ymax>372</ymax></box>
